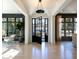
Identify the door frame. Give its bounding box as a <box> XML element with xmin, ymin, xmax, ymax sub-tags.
<box><xmin>32</xmin><ymin>17</ymin><xmax>48</xmax><ymax>44</ymax></box>
<box><xmin>55</xmin><ymin>13</ymin><xmax>77</xmax><ymax>42</ymax></box>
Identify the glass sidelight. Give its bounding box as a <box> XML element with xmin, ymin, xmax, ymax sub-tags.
<box><xmin>32</xmin><ymin>17</ymin><xmax>48</xmax><ymax>44</ymax></box>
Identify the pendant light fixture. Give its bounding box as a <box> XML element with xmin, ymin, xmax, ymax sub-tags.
<box><xmin>36</xmin><ymin>0</ymin><xmax>45</xmax><ymax>13</ymax></box>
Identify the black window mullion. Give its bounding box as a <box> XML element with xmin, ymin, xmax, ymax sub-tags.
<box><xmin>44</xmin><ymin>18</ymin><xmax>45</xmax><ymax>32</ymax></box>
<box><xmin>64</xmin><ymin>18</ymin><xmax>66</xmax><ymax>37</ymax></box>
<box><xmin>72</xmin><ymin>18</ymin><xmax>74</xmax><ymax>33</ymax></box>
<box><xmin>7</xmin><ymin>18</ymin><xmax>8</xmax><ymax>36</ymax></box>
<box><xmin>15</xmin><ymin>18</ymin><xmax>16</xmax><ymax>34</ymax></box>
<box><xmin>32</xmin><ymin>18</ymin><xmax>34</xmax><ymax>35</ymax></box>
<box><xmin>35</xmin><ymin>19</ymin><xmax>36</xmax><ymax>35</ymax></box>
<box><xmin>41</xmin><ymin>18</ymin><xmax>42</xmax><ymax>37</ymax></box>
<box><xmin>47</xmin><ymin>18</ymin><xmax>48</xmax><ymax>35</ymax></box>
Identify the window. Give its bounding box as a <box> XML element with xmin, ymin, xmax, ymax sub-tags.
<box><xmin>2</xmin><ymin>14</ymin><xmax>25</xmax><ymax>42</ymax></box>
<box><xmin>60</xmin><ymin>18</ymin><xmax>77</xmax><ymax>37</ymax></box>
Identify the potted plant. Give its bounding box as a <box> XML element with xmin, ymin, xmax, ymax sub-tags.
<box><xmin>16</xmin><ymin>22</ymin><xmax>24</xmax><ymax>42</ymax></box>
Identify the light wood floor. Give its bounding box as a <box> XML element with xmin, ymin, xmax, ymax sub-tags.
<box><xmin>2</xmin><ymin>42</ymin><xmax>77</xmax><ymax>59</ymax></box>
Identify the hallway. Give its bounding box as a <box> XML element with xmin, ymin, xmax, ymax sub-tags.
<box><xmin>2</xmin><ymin>42</ymin><xmax>76</xmax><ymax>59</ymax></box>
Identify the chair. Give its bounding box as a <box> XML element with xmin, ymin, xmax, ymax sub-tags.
<box><xmin>3</xmin><ymin>34</ymin><xmax>16</xmax><ymax>44</ymax></box>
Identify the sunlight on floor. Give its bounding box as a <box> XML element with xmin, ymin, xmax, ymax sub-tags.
<box><xmin>2</xmin><ymin>47</ymin><xmax>8</xmax><ymax>53</ymax></box>
<box><xmin>2</xmin><ymin>49</ymin><xmax>20</xmax><ymax>59</ymax></box>
<box><xmin>41</xmin><ymin>42</ymin><xmax>48</xmax><ymax>59</ymax></box>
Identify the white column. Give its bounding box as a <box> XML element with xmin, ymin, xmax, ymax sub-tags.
<box><xmin>25</xmin><ymin>15</ymin><xmax>33</xmax><ymax>44</ymax></box>
<box><xmin>52</xmin><ymin>16</ymin><xmax>55</xmax><ymax>44</ymax></box>
<box><xmin>48</xmin><ymin>15</ymin><xmax>55</xmax><ymax>44</ymax></box>
<box><xmin>28</xmin><ymin>15</ymin><xmax>32</xmax><ymax>43</ymax></box>
<box><xmin>25</xmin><ymin>15</ymin><xmax>29</xmax><ymax>44</ymax></box>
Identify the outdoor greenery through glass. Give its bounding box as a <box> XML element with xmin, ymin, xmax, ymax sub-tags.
<box><xmin>2</xmin><ymin>18</ymin><xmax>24</xmax><ymax>37</ymax></box>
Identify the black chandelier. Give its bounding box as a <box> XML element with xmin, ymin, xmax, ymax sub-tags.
<box><xmin>36</xmin><ymin>0</ymin><xmax>45</xmax><ymax>13</ymax></box>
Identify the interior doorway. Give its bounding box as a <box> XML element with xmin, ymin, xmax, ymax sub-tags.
<box><xmin>32</xmin><ymin>16</ymin><xmax>48</xmax><ymax>44</ymax></box>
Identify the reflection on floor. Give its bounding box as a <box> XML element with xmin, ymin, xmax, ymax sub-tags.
<box><xmin>2</xmin><ymin>42</ymin><xmax>76</xmax><ymax>59</ymax></box>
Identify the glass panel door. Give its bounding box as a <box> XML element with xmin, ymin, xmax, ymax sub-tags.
<box><xmin>32</xmin><ymin>17</ymin><xmax>48</xmax><ymax>44</ymax></box>
<box><xmin>45</xmin><ymin>18</ymin><xmax>48</xmax><ymax>42</ymax></box>
<box><xmin>36</xmin><ymin>18</ymin><xmax>41</xmax><ymax>37</ymax></box>
<box><xmin>60</xmin><ymin>18</ymin><xmax>77</xmax><ymax>41</ymax></box>
<box><xmin>2</xmin><ymin>23</ymin><xmax>7</xmax><ymax>36</ymax></box>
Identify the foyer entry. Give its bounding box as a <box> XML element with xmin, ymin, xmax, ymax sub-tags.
<box><xmin>32</xmin><ymin>16</ymin><xmax>48</xmax><ymax>44</ymax></box>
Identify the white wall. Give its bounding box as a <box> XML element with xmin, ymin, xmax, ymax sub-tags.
<box><xmin>3</xmin><ymin>0</ymin><xmax>21</xmax><ymax>13</ymax></box>
<box><xmin>59</xmin><ymin>0</ymin><xmax>77</xmax><ymax>13</ymax></box>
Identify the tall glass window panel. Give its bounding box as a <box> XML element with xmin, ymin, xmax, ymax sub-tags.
<box><xmin>2</xmin><ymin>23</ymin><xmax>7</xmax><ymax>36</ymax></box>
<box><xmin>2</xmin><ymin>18</ymin><xmax>7</xmax><ymax>22</ymax></box>
<box><xmin>61</xmin><ymin>23</ymin><xmax>64</xmax><ymax>30</ymax></box>
<box><xmin>45</xmin><ymin>19</ymin><xmax>48</xmax><ymax>35</ymax></box>
<box><xmin>61</xmin><ymin>30</ymin><xmax>64</xmax><ymax>36</ymax></box>
<box><xmin>8</xmin><ymin>18</ymin><xmax>15</xmax><ymax>22</ymax></box>
<box><xmin>66</xmin><ymin>30</ymin><xmax>72</xmax><ymax>36</ymax></box>
<box><xmin>36</xmin><ymin>30</ymin><xmax>41</xmax><ymax>37</ymax></box>
<box><xmin>8</xmin><ymin>23</ymin><xmax>15</xmax><ymax>36</ymax></box>
<box><xmin>32</xmin><ymin>19</ymin><xmax>35</xmax><ymax>35</ymax></box>
<box><xmin>74</xmin><ymin>18</ymin><xmax>77</xmax><ymax>33</ymax></box>
<box><xmin>16</xmin><ymin>22</ymin><xmax>22</xmax><ymax>36</ymax></box>
<box><xmin>39</xmin><ymin>20</ymin><xmax>41</xmax><ymax>31</ymax></box>
<box><xmin>2</xmin><ymin>18</ymin><xmax>7</xmax><ymax>36</ymax></box>
<box><xmin>74</xmin><ymin>23</ymin><xmax>77</xmax><ymax>32</ymax></box>
<box><xmin>33</xmin><ymin>25</ymin><xmax>35</xmax><ymax>35</ymax></box>
<box><xmin>16</xmin><ymin>18</ymin><xmax>23</xmax><ymax>22</ymax></box>
<box><xmin>59</xmin><ymin>18</ymin><xmax>64</xmax><ymax>37</ymax></box>
<box><xmin>66</xmin><ymin>23</ymin><xmax>73</xmax><ymax>30</ymax></box>
<box><xmin>33</xmin><ymin>19</ymin><xmax>35</xmax><ymax>24</ymax></box>
<box><xmin>16</xmin><ymin>28</ymin><xmax>20</xmax><ymax>36</ymax></box>
<box><xmin>74</xmin><ymin>18</ymin><xmax>77</xmax><ymax>22</ymax></box>
<box><xmin>42</xmin><ymin>19</ymin><xmax>44</xmax><ymax>31</ymax></box>
<box><xmin>66</xmin><ymin>18</ymin><xmax>72</xmax><ymax>22</ymax></box>
<box><xmin>16</xmin><ymin>18</ymin><xmax>24</xmax><ymax>36</ymax></box>
<box><xmin>61</xmin><ymin>18</ymin><xmax>64</xmax><ymax>22</ymax></box>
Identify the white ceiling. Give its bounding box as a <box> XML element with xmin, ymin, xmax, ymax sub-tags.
<box><xmin>3</xmin><ymin>0</ymin><xmax>21</xmax><ymax>13</ymax></box>
<box><xmin>3</xmin><ymin>0</ymin><xmax>77</xmax><ymax>15</ymax></box>
<box><xmin>60</xmin><ymin>0</ymin><xmax>77</xmax><ymax>13</ymax></box>
<box><xmin>15</xmin><ymin>0</ymin><xmax>70</xmax><ymax>15</ymax></box>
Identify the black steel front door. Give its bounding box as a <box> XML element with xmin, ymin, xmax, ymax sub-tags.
<box><xmin>32</xmin><ymin>17</ymin><xmax>48</xmax><ymax>44</ymax></box>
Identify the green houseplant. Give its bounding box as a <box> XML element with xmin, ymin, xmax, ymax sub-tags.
<box><xmin>16</xmin><ymin>22</ymin><xmax>24</xmax><ymax>42</ymax></box>
<box><xmin>16</xmin><ymin>22</ymin><xmax>24</xmax><ymax>31</ymax></box>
